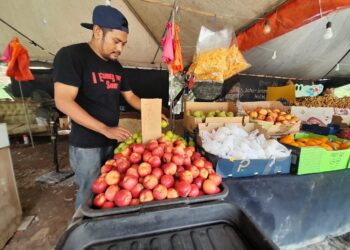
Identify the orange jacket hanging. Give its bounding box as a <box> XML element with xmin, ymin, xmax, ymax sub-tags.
<box><xmin>6</xmin><ymin>37</ymin><xmax>34</xmax><ymax>81</ymax></box>
<box><xmin>171</xmin><ymin>23</ymin><xmax>184</xmax><ymax>74</ymax></box>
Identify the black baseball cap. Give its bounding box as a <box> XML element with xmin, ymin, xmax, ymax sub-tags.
<box><xmin>81</xmin><ymin>5</ymin><xmax>129</xmax><ymax>33</ymax></box>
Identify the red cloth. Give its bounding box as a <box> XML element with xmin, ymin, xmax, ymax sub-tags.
<box><xmin>170</xmin><ymin>23</ymin><xmax>183</xmax><ymax>74</ymax></box>
<box><xmin>161</xmin><ymin>23</ymin><xmax>174</xmax><ymax>64</ymax></box>
<box><xmin>6</xmin><ymin>37</ymin><xmax>34</xmax><ymax>81</ymax></box>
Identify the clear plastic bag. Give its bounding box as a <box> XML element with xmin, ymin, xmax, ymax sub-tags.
<box><xmin>188</xmin><ymin>26</ymin><xmax>250</xmax><ymax>83</ymax></box>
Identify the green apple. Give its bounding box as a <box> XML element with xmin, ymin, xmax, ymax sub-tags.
<box><xmin>161</xmin><ymin>120</ymin><xmax>168</xmax><ymax>128</ymax></box>
<box><xmin>192</xmin><ymin>110</ymin><xmax>203</xmax><ymax>118</ymax></box>
<box><xmin>136</xmin><ymin>137</ymin><xmax>142</xmax><ymax>144</ymax></box>
<box><xmin>125</xmin><ymin>138</ymin><xmax>134</xmax><ymax>145</ymax></box>
<box><xmin>165</xmin><ymin>131</ymin><xmax>174</xmax><ymax>138</ymax></box>
<box><xmin>188</xmin><ymin>140</ymin><xmax>195</xmax><ymax>147</ymax></box>
<box><xmin>226</xmin><ymin>111</ymin><xmax>234</xmax><ymax>117</ymax></box>
<box><xmin>132</xmin><ymin>133</ymin><xmax>138</xmax><ymax>139</ymax></box>
<box><xmin>217</xmin><ymin>111</ymin><xmax>226</xmax><ymax>117</ymax></box>
<box><xmin>207</xmin><ymin>111</ymin><xmax>215</xmax><ymax>117</ymax></box>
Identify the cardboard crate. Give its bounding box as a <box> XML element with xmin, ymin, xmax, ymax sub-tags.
<box><xmin>197</xmin><ymin>122</ymin><xmax>292</xmax><ymax>178</ymax></box>
<box><xmin>283</xmin><ymin>133</ymin><xmax>350</xmax><ymax>175</ymax></box>
<box><xmin>183</xmin><ymin>102</ymin><xmax>248</xmax><ymax>132</ymax></box>
<box><xmin>240</xmin><ymin>101</ymin><xmax>301</xmax><ymax>137</ymax></box>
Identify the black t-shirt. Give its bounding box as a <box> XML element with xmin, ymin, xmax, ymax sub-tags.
<box><xmin>53</xmin><ymin>43</ymin><xmax>131</xmax><ymax>148</ymax></box>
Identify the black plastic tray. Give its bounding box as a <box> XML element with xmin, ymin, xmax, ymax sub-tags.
<box><xmin>301</xmin><ymin>123</ymin><xmax>340</xmax><ymax>136</ymax></box>
<box><xmin>81</xmin><ymin>183</ymin><xmax>229</xmax><ymax>218</ymax></box>
<box><xmin>56</xmin><ymin>201</ymin><xmax>278</xmax><ymax>250</ymax></box>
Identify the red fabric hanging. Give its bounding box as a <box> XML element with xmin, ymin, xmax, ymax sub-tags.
<box><xmin>170</xmin><ymin>23</ymin><xmax>184</xmax><ymax>74</ymax></box>
<box><xmin>237</xmin><ymin>0</ymin><xmax>350</xmax><ymax>52</ymax></box>
<box><xmin>5</xmin><ymin>37</ymin><xmax>34</xmax><ymax>81</ymax></box>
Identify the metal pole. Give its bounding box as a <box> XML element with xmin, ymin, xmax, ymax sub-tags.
<box><xmin>50</xmin><ymin>119</ymin><xmax>59</xmax><ymax>172</ymax></box>
<box><xmin>18</xmin><ymin>81</ymin><xmax>34</xmax><ymax>147</ymax></box>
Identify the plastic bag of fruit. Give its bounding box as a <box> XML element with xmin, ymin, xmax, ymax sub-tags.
<box><xmin>187</xmin><ymin>26</ymin><xmax>250</xmax><ymax>83</ymax></box>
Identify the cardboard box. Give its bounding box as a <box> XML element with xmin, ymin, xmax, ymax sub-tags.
<box><xmin>141</xmin><ymin>99</ymin><xmax>162</xmax><ymax>144</ymax></box>
<box><xmin>197</xmin><ymin>122</ymin><xmax>292</xmax><ymax>178</ymax></box>
<box><xmin>291</xmin><ymin>106</ymin><xmax>350</xmax><ymax>126</ymax></box>
<box><xmin>183</xmin><ymin>101</ymin><xmax>248</xmax><ymax>132</ymax></box>
<box><xmin>240</xmin><ymin>101</ymin><xmax>301</xmax><ymax>137</ymax></box>
<box><xmin>283</xmin><ymin>133</ymin><xmax>350</xmax><ymax>175</ymax></box>
<box><xmin>0</xmin><ymin>124</ymin><xmax>22</xmax><ymax>248</ymax></box>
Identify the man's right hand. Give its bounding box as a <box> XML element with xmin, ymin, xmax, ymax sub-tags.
<box><xmin>102</xmin><ymin>126</ymin><xmax>132</xmax><ymax>142</ymax></box>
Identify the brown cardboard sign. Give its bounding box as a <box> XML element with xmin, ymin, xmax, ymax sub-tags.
<box><xmin>141</xmin><ymin>99</ymin><xmax>162</xmax><ymax>144</ymax></box>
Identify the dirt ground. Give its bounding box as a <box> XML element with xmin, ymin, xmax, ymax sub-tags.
<box><xmin>2</xmin><ymin>133</ymin><xmax>350</xmax><ymax>250</ymax></box>
<box><xmin>4</xmin><ymin>135</ymin><xmax>75</xmax><ymax>250</ymax></box>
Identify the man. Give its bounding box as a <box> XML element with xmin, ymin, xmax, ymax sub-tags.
<box><xmin>54</xmin><ymin>5</ymin><xmax>143</xmax><ymax>208</ymax></box>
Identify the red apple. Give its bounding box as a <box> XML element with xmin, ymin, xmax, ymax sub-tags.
<box><xmin>152</xmin><ymin>146</ymin><xmax>164</xmax><ymax>157</ymax></box>
<box><xmin>198</xmin><ymin>190</ymin><xmax>205</xmax><ymax>196</ymax></box>
<box><xmin>105</xmin><ymin>185</ymin><xmax>120</xmax><ymax>201</ymax></box>
<box><xmin>120</xmin><ymin>175</ymin><xmax>138</xmax><ymax>190</ymax></box>
<box><xmin>113</xmin><ymin>153</ymin><xmax>125</xmax><ymax>161</ymax></box>
<box><xmin>130</xmin><ymin>183</ymin><xmax>144</xmax><ymax>198</ymax></box>
<box><xmin>208</xmin><ymin>173</ymin><xmax>222</xmax><ymax>186</ymax></box>
<box><xmin>120</xmin><ymin>147</ymin><xmax>132</xmax><ymax>157</ymax></box>
<box><xmin>148</xmin><ymin>156</ymin><xmax>162</xmax><ymax>168</ymax></box>
<box><xmin>105</xmin><ymin>170</ymin><xmax>121</xmax><ymax>186</ymax></box>
<box><xmin>187</xmin><ymin>146</ymin><xmax>196</xmax><ymax>153</ymax></box>
<box><xmin>102</xmin><ymin>201</ymin><xmax>114</xmax><ymax>209</ymax></box>
<box><xmin>160</xmin><ymin>174</ymin><xmax>175</xmax><ymax>188</ymax></box>
<box><xmin>162</xmin><ymin>152</ymin><xmax>173</xmax><ymax>163</ymax></box>
<box><xmin>204</xmin><ymin>161</ymin><xmax>214</xmax><ymax>170</ymax></box>
<box><xmin>179</xmin><ymin>170</ymin><xmax>193</xmax><ymax>184</ymax></box>
<box><xmin>153</xmin><ymin>184</ymin><xmax>168</xmax><ymax>200</ymax></box>
<box><xmin>116</xmin><ymin>158</ymin><xmax>130</xmax><ymax>174</ymax></box>
<box><xmin>114</xmin><ymin>190</ymin><xmax>132</xmax><ymax>207</ymax></box>
<box><xmin>175</xmin><ymin>181</ymin><xmax>191</xmax><ymax>197</ymax></box>
<box><xmin>139</xmin><ymin>189</ymin><xmax>154</xmax><ymax>203</ymax></box>
<box><xmin>193</xmin><ymin>159</ymin><xmax>205</xmax><ymax>168</ymax></box>
<box><xmin>101</xmin><ymin>164</ymin><xmax>113</xmax><ymax>174</ymax></box>
<box><xmin>138</xmin><ymin>162</ymin><xmax>152</xmax><ymax>177</ymax></box>
<box><xmin>146</xmin><ymin>139</ymin><xmax>159</xmax><ymax>151</ymax></box>
<box><xmin>126</xmin><ymin>167</ymin><xmax>139</xmax><ymax>178</ymax></box>
<box><xmin>172</xmin><ymin>155</ymin><xmax>184</xmax><ymax>166</ymax></box>
<box><xmin>143</xmin><ymin>150</ymin><xmax>152</xmax><ymax>162</ymax></box>
<box><xmin>157</xmin><ymin>136</ymin><xmax>167</xmax><ymax>144</ymax></box>
<box><xmin>183</xmin><ymin>157</ymin><xmax>192</xmax><ymax>166</ymax></box>
<box><xmin>203</xmin><ymin>180</ymin><xmax>219</xmax><ymax>194</ymax></box>
<box><xmin>208</xmin><ymin>168</ymin><xmax>215</xmax><ymax>174</ymax></box>
<box><xmin>176</xmin><ymin>166</ymin><xmax>185</xmax><ymax>173</ymax></box>
<box><xmin>143</xmin><ymin>175</ymin><xmax>159</xmax><ymax>190</ymax></box>
<box><xmin>172</xmin><ymin>146</ymin><xmax>185</xmax><ymax>157</ymax></box>
<box><xmin>129</xmin><ymin>152</ymin><xmax>142</xmax><ymax>164</ymax></box>
<box><xmin>184</xmin><ymin>148</ymin><xmax>194</xmax><ymax>158</ymax></box>
<box><xmin>189</xmin><ymin>184</ymin><xmax>200</xmax><ymax>197</ymax></box>
<box><xmin>132</xmin><ymin>144</ymin><xmax>145</xmax><ymax>154</ymax></box>
<box><xmin>105</xmin><ymin>159</ymin><xmax>116</xmax><ymax>165</ymax></box>
<box><xmin>130</xmin><ymin>198</ymin><xmax>140</xmax><ymax>206</ymax></box>
<box><xmin>164</xmin><ymin>145</ymin><xmax>173</xmax><ymax>153</ymax></box>
<box><xmin>193</xmin><ymin>176</ymin><xmax>205</xmax><ymax>189</ymax></box>
<box><xmin>167</xmin><ymin>188</ymin><xmax>179</xmax><ymax>199</ymax></box>
<box><xmin>186</xmin><ymin>165</ymin><xmax>199</xmax><ymax>178</ymax></box>
<box><xmin>191</xmin><ymin>152</ymin><xmax>201</xmax><ymax>161</ymax></box>
<box><xmin>152</xmin><ymin>167</ymin><xmax>164</xmax><ymax>179</ymax></box>
<box><xmin>93</xmin><ymin>193</ymin><xmax>106</xmax><ymax>207</ymax></box>
<box><xmin>162</xmin><ymin>162</ymin><xmax>177</xmax><ymax>175</ymax></box>
<box><xmin>199</xmin><ymin>168</ymin><xmax>209</xmax><ymax>179</ymax></box>
<box><xmin>92</xmin><ymin>176</ymin><xmax>108</xmax><ymax>194</ymax></box>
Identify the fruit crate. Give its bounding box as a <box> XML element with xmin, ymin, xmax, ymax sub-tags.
<box><xmin>56</xmin><ymin>201</ymin><xmax>278</xmax><ymax>250</ymax></box>
<box><xmin>81</xmin><ymin>183</ymin><xmax>228</xmax><ymax>217</ymax></box>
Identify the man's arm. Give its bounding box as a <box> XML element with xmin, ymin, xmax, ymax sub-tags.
<box><xmin>54</xmin><ymin>82</ymin><xmax>131</xmax><ymax>141</ymax></box>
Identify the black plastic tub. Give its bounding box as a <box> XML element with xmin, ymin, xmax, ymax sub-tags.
<box><xmin>81</xmin><ymin>183</ymin><xmax>229</xmax><ymax>218</ymax></box>
<box><xmin>56</xmin><ymin>201</ymin><xmax>278</xmax><ymax>250</ymax></box>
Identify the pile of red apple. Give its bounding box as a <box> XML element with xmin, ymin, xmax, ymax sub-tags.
<box><xmin>246</xmin><ymin>108</ymin><xmax>299</xmax><ymax>125</ymax></box>
<box><xmin>92</xmin><ymin>137</ymin><xmax>222</xmax><ymax>208</ymax></box>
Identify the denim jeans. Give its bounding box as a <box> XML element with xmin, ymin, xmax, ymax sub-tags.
<box><xmin>69</xmin><ymin>145</ymin><xmax>114</xmax><ymax>208</ymax></box>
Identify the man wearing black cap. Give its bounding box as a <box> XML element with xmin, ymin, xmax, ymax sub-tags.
<box><xmin>53</xmin><ymin>5</ymin><xmax>142</xmax><ymax>208</ymax></box>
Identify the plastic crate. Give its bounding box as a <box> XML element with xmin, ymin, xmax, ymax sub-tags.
<box><xmin>56</xmin><ymin>201</ymin><xmax>278</xmax><ymax>250</ymax></box>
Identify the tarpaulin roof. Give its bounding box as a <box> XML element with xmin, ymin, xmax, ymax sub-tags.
<box><xmin>1</xmin><ymin>0</ymin><xmax>349</xmax><ymax>79</ymax></box>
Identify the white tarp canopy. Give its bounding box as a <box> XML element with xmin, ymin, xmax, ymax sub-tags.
<box><xmin>1</xmin><ymin>0</ymin><xmax>349</xmax><ymax>79</ymax></box>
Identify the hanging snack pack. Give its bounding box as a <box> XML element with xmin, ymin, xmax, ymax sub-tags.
<box><xmin>188</xmin><ymin>26</ymin><xmax>250</xmax><ymax>83</ymax></box>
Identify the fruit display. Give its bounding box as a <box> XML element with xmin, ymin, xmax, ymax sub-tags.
<box><xmin>293</xmin><ymin>95</ymin><xmax>350</xmax><ymax>108</ymax></box>
<box><xmin>92</xmin><ymin>133</ymin><xmax>221</xmax><ymax>208</ymax></box>
<box><xmin>200</xmin><ymin>124</ymin><xmax>290</xmax><ymax>159</ymax></box>
<box><xmin>280</xmin><ymin>134</ymin><xmax>350</xmax><ymax>151</ymax></box>
<box><xmin>186</xmin><ymin>110</ymin><xmax>235</xmax><ymax>120</ymax></box>
<box><xmin>246</xmin><ymin>108</ymin><xmax>299</xmax><ymax>125</ymax></box>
